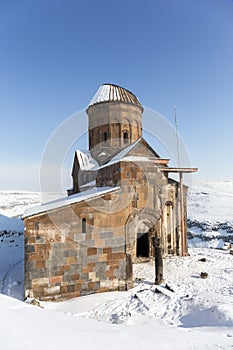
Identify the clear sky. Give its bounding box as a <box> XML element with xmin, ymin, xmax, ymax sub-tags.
<box><xmin>0</xmin><ymin>0</ymin><xmax>233</xmax><ymax>191</ymax></box>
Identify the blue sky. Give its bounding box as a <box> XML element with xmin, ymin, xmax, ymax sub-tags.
<box><xmin>0</xmin><ymin>0</ymin><xmax>233</xmax><ymax>190</ymax></box>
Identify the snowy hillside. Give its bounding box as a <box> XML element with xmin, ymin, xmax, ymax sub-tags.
<box><xmin>0</xmin><ymin>191</ymin><xmax>42</xmax><ymax>218</ymax></box>
<box><xmin>1</xmin><ymin>181</ymin><xmax>232</xmax><ymax>222</ymax></box>
<box><xmin>188</xmin><ymin>181</ymin><xmax>233</xmax><ymax>224</ymax></box>
<box><xmin>188</xmin><ymin>181</ymin><xmax>233</xmax><ymax>248</ymax></box>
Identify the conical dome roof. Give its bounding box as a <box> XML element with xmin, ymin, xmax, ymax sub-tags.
<box><xmin>88</xmin><ymin>84</ymin><xmax>143</xmax><ymax>110</ymax></box>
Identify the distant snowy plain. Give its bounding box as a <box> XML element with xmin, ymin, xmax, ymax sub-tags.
<box><xmin>0</xmin><ymin>181</ymin><xmax>232</xmax><ymax>349</ymax></box>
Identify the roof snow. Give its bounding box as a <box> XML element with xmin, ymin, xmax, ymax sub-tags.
<box><xmin>98</xmin><ymin>139</ymin><xmax>155</xmax><ymax>169</ymax></box>
<box><xmin>75</xmin><ymin>139</ymin><xmax>157</xmax><ymax>172</ymax></box>
<box><xmin>22</xmin><ymin>187</ymin><xmax>120</xmax><ymax>219</ymax></box>
<box><xmin>108</xmin><ymin>139</ymin><xmax>141</xmax><ymax>163</ymax></box>
<box><xmin>76</xmin><ymin>150</ymin><xmax>98</xmax><ymax>171</ymax></box>
<box><xmin>80</xmin><ymin>180</ymin><xmax>96</xmax><ymax>189</ymax></box>
<box><xmin>88</xmin><ymin>84</ymin><xmax>143</xmax><ymax>109</ymax></box>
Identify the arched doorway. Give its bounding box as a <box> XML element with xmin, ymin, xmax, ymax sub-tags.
<box><xmin>137</xmin><ymin>232</ymin><xmax>149</xmax><ymax>257</ymax></box>
<box><xmin>125</xmin><ymin>209</ymin><xmax>161</xmax><ymax>262</ymax></box>
<box><xmin>136</xmin><ymin>221</ymin><xmax>152</xmax><ymax>258</ymax></box>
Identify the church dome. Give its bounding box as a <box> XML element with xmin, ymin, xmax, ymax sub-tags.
<box><xmin>88</xmin><ymin>84</ymin><xmax>143</xmax><ymax>111</ymax></box>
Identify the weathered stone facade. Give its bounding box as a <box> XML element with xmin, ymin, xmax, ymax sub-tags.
<box><xmin>87</xmin><ymin>102</ymin><xmax>142</xmax><ymax>165</ymax></box>
<box><xmin>24</xmin><ymin>190</ymin><xmax>134</xmax><ymax>300</ymax></box>
<box><xmin>23</xmin><ymin>83</ymin><xmax>195</xmax><ymax>301</ymax></box>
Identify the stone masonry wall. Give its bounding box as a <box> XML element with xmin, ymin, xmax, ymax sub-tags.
<box><xmin>24</xmin><ymin>191</ymin><xmax>134</xmax><ymax>301</ymax></box>
<box><xmin>87</xmin><ymin>102</ymin><xmax>142</xmax><ymax>164</ymax></box>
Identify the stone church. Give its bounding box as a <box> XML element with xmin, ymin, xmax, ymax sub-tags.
<box><xmin>23</xmin><ymin>84</ymin><xmax>197</xmax><ymax>300</ymax></box>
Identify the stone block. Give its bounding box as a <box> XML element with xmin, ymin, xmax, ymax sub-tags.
<box><xmin>88</xmin><ymin>271</ymin><xmax>97</xmax><ymax>281</ymax></box>
<box><xmin>80</xmin><ymin>273</ymin><xmax>89</xmax><ymax>281</ymax></box>
<box><xmin>71</xmin><ymin>274</ymin><xmax>80</xmax><ymax>281</ymax></box>
<box><xmin>32</xmin><ymin>277</ymin><xmax>49</xmax><ymax>286</ymax></box>
<box><xmin>86</xmin><ymin>254</ymin><xmax>98</xmax><ymax>263</ymax></box>
<box><xmin>43</xmin><ymin>285</ymin><xmax>60</xmax><ymax>296</ymax></box>
<box><xmin>82</xmin><ymin>239</ymin><xmax>95</xmax><ymax>247</ymax></box>
<box><xmin>28</xmin><ymin>237</ymin><xmax>36</xmax><ymax>244</ymax></box>
<box><xmin>98</xmin><ymin>254</ymin><xmax>107</xmax><ymax>262</ymax></box>
<box><xmin>75</xmin><ymin>282</ymin><xmax>82</xmax><ymax>291</ymax></box>
<box><xmin>103</xmin><ymin>247</ymin><xmax>112</xmax><ymax>254</ymax></box>
<box><xmin>63</xmin><ymin>274</ymin><xmax>73</xmax><ymax>283</ymax></box>
<box><xmin>106</xmin><ymin>270</ymin><xmax>116</xmax><ymax>278</ymax></box>
<box><xmin>61</xmin><ymin>265</ymin><xmax>70</xmax><ymax>272</ymax></box>
<box><xmin>50</xmin><ymin>275</ymin><xmax>63</xmax><ymax>284</ymax></box>
<box><xmin>66</xmin><ymin>256</ymin><xmax>76</xmax><ymax>265</ymax></box>
<box><xmin>82</xmin><ymin>266</ymin><xmax>93</xmax><ymax>273</ymax></box>
<box><xmin>87</xmin><ymin>262</ymin><xmax>96</xmax><ymax>268</ymax></box>
<box><xmin>74</xmin><ymin>233</ymin><xmax>86</xmax><ymax>242</ymax></box>
<box><xmin>55</xmin><ymin>270</ymin><xmax>64</xmax><ymax>276</ymax></box>
<box><xmin>31</xmin><ymin>268</ymin><xmax>48</xmax><ymax>279</ymax></box>
<box><xmin>36</xmin><ymin>261</ymin><xmax>46</xmax><ymax>269</ymax></box>
<box><xmin>95</xmin><ymin>263</ymin><xmax>107</xmax><ymax>280</ymax></box>
<box><xmin>85</xmin><ymin>234</ymin><xmax>92</xmax><ymax>240</ymax></box>
<box><xmin>87</xmin><ymin>282</ymin><xmax>95</xmax><ymax>290</ymax></box>
<box><xmin>25</xmin><ymin>261</ymin><xmax>35</xmax><ymax>270</ymax></box>
<box><xmin>107</xmin><ymin>252</ymin><xmax>125</xmax><ymax>261</ymax></box>
<box><xmin>61</xmin><ymin>291</ymin><xmax>80</xmax><ymax>299</ymax></box>
<box><xmin>87</xmin><ymin>247</ymin><xmax>97</xmax><ymax>256</ymax></box>
<box><xmin>100</xmin><ymin>279</ymin><xmax>118</xmax><ymax>289</ymax></box>
<box><xmin>112</xmin><ymin>245</ymin><xmax>125</xmax><ymax>253</ymax></box>
<box><xmin>25</xmin><ymin>245</ymin><xmax>35</xmax><ymax>253</ymax></box>
<box><xmin>100</xmin><ymin>231</ymin><xmax>113</xmax><ymax>239</ymax></box>
<box><xmin>94</xmin><ymin>238</ymin><xmax>104</xmax><ymax>247</ymax></box>
<box><xmin>96</xmin><ymin>287</ymin><xmax>108</xmax><ymax>293</ymax></box>
<box><xmin>80</xmin><ymin>290</ymin><xmax>94</xmax><ymax>297</ymax></box>
<box><xmin>60</xmin><ymin>285</ymin><xmax>68</xmax><ymax>294</ymax></box>
<box><xmin>105</xmin><ymin>237</ymin><xmax>125</xmax><ymax>247</ymax></box>
<box><xmin>67</xmin><ymin>284</ymin><xmax>75</xmax><ymax>293</ymax></box>
<box><xmin>109</xmin><ymin>264</ymin><xmax>119</xmax><ymax>270</ymax></box>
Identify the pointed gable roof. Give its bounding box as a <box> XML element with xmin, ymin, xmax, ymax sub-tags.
<box><xmin>71</xmin><ymin>150</ymin><xmax>98</xmax><ymax>176</ymax></box>
<box><xmin>98</xmin><ymin>138</ymin><xmax>163</xmax><ymax>169</ymax></box>
<box><xmin>71</xmin><ymin>138</ymin><xmax>166</xmax><ymax>173</ymax></box>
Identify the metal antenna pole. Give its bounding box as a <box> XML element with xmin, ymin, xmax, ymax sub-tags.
<box><xmin>174</xmin><ymin>106</ymin><xmax>186</xmax><ymax>256</ymax></box>
<box><xmin>174</xmin><ymin>106</ymin><xmax>180</xmax><ymax>168</ymax></box>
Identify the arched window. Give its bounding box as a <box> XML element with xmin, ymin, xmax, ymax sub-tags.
<box><xmin>165</xmin><ymin>202</ymin><xmax>173</xmax><ymax>250</ymax></box>
<box><xmin>123</xmin><ymin>131</ymin><xmax>129</xmax><ymax>144</ymax></box>
<box><xmin>82</xmin><ymin>218</ymin><xmax>87</xmax><ymax>233</ymax></box>
<box><xmin>103</xmin><ymin>132</ymin><xmax>107</xmax><ymax>142</ymax></box>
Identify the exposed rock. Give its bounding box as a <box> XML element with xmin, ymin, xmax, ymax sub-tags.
<box><xmin>200</xmin><ymin>272</ymin><xmax>208</xmax><ymax>279</ymax></box>
<box><xmin>29</xmin><ymin>299</ymin><xmax>43</xmax><ymax>308</ymax></box>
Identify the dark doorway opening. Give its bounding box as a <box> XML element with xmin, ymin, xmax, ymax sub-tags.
<box><xmin>103</xmin><ymin>132</ymin><xmax>107</xmax><ymax>142</ymax></box>
<box><xmin>123</xmin><ymin>131</ymin><xmax>129</xmax><ymax>144</ymax></box>
<box><xmin>136</xmin><ymin>232</ymin><xmax>149</xmax><ymax>257</ymax></box>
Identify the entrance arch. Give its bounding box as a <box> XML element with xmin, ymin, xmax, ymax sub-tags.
<box><xmin>136</xmin><ymin>221</ymin><xmax>152</xmax><ymax>258</ymax></box>
<box><xmin>125</xmin><ymin>208</ymin><xmax>161</xmax><ymax>262</ymax></box>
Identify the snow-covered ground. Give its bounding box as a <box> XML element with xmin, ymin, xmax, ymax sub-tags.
<box><xmin>0</xmin><ymin>181</ymin><xmax>233</xmax><ymax>349</ymax></box>
<box><xmin>188</xmin><ymin>181</ymin><xmax>233</xmax><ymax>224</ymax></box>
<box><xmin>0</xmin><ymin>247</ymin><xmax>232</xmax><ymax>349</ymax></box>
<box><xmin>0</xmin><ymin>191</ymin><xmax>42</xmax><ymax>218</ymax></box>
<box><xmin>188</xmin><ymin>181</ymin><xmax>233</xmax><ymax>249</ymax></box>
